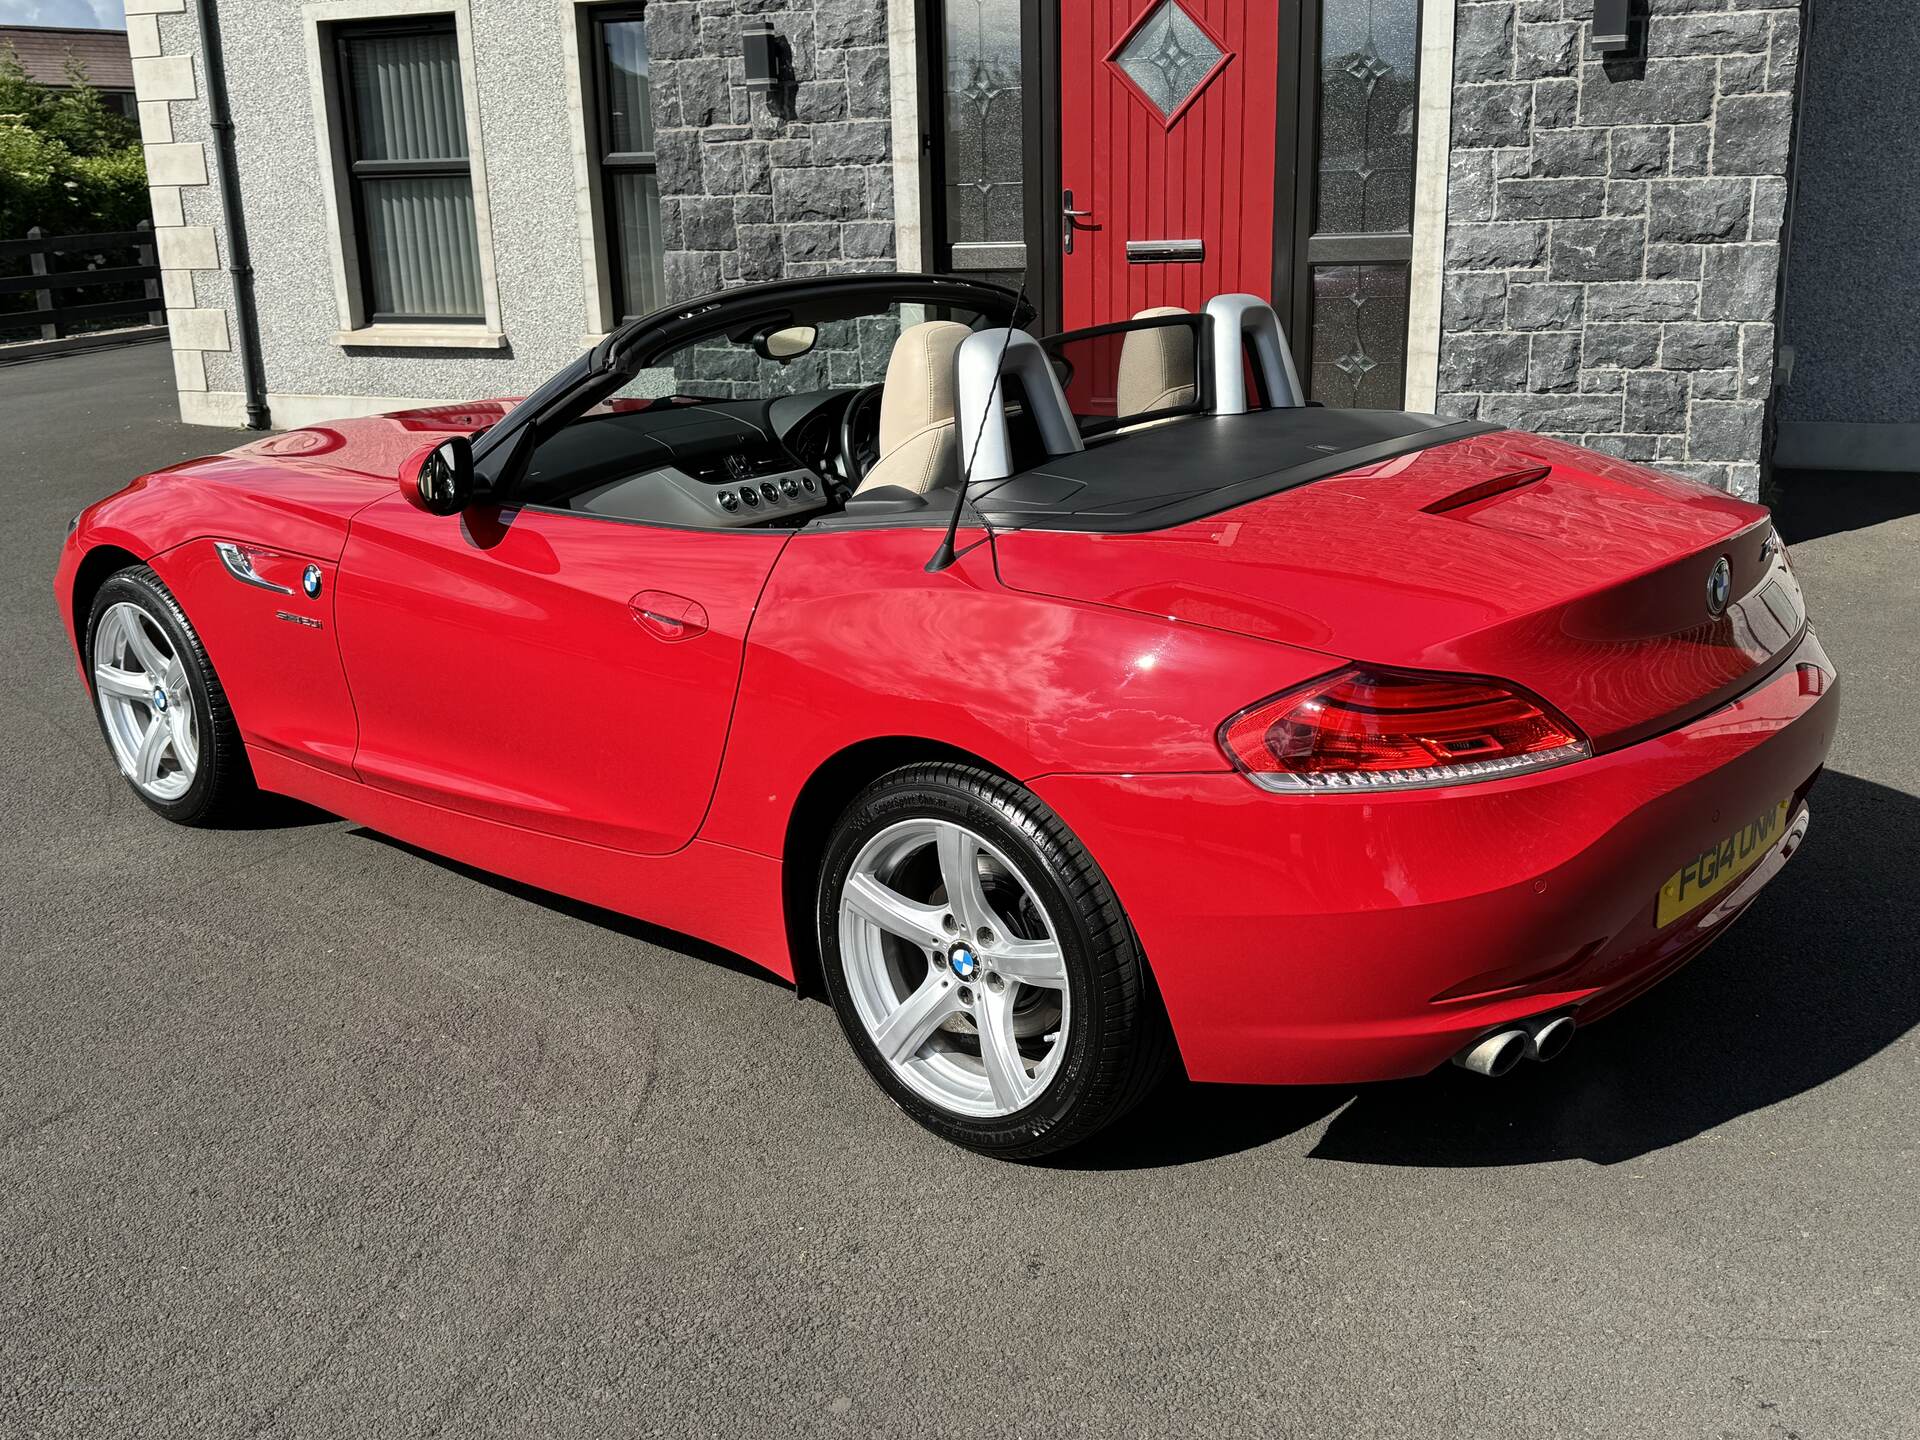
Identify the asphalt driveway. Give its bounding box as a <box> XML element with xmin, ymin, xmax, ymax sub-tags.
<box><xmin>3</xmin><ymin>344</ymin><xmax>1916</xmax><ymax>1438</ymax></box>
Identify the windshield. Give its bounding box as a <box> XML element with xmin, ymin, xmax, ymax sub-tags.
<box><xmin>612</xmin><ymin>301</ymin><xmax>997</xmax><ymax>405</ymax></box>
<box><xmin>472</xmin><ymin>275</ymin><xmax>1028</xmax><ymax>480</ymax></box>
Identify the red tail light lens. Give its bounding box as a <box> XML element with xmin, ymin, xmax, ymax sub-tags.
<box><xmin>1220</xmin><ymin>667</ymin><xmax>1590</xmax><ymax>792</ymax></box>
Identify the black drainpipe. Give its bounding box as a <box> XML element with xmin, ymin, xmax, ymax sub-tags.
<box><xmin>192</xmin><ymin>0</ymin><xmax>270</xmax><ymax>429</ymax></box>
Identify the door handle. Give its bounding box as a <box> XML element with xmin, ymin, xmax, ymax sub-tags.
<box><xmin>629</xmin><ymin>589</ymin><xmax>708</xmax><ymax>642</ymax></box>
<box><xmin>1062</xmin><ymin>188</ymin><xmax>1093</xmax><ymax>255</ymax></box>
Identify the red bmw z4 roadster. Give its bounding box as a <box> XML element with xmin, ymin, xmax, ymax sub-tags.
<box><xmin>56</xmin><ymin>275</ymin><xmax>1838</xmax><ymax>1157</ymax></box>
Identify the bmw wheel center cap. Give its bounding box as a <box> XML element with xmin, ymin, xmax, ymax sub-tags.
<box><xmin>948</xmin><ymin>944</ymin><xmax>978</xmax><ymax>980</ymax></box>
<box><xmin>151</xmin><ymin>688</ymin><xmax>168</xmax><ymax>711</ymax></box>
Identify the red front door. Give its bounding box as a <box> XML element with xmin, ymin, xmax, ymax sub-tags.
<box><xmin>1060</xmin><ymin>0</ymin><xmax>1281</xmax><ymax>330</ymax></box>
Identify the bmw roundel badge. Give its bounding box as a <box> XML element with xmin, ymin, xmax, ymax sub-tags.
<box><xmin>302</xmin><ymin>565</ymin><xmax>323</xmax><ymax>600</ymax></box>
<box><xmin>1705</xmin><ymin>556</ymin><xmax>1731</xmax><ymax>618</ymax></box>
<box><xmin>948</xmin><ymin>945</ymin><xmax>978</xmax><ymax>980</ymax></box>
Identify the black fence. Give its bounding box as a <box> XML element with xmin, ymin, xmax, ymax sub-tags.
<box><xmin>0</xmin><ymin>224</ymin><xmax>166</xmax><ymax>344</ymax></box>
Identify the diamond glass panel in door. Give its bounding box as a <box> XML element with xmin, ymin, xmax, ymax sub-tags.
<box><xmin>1315</xmin><ymin>0</ymin><xmax>1419</xmax><ymax>234</ymax></box>
<box><xmin>343</xmin><ymin>28</ymin><xmax>483</xmax><ymax>320</ymax></box>
<box><xmin>1310</xmin><ymin>264</ymin><xmax>1409</xmax><ymax>410</ymax></box>
<box><xmin>941</xmin><ymin>0</ymin><xmax>1025</xmax><ymax>290</ymax></box>
<box><xmin>600</xmin><ymin>18</ymin><xmax>664</xmax><ymax>319</ymax></box>
<box><xmin>1111</xmin><ymin>1</ymin><xmax>1225</xmax><ymax>120</ymax></box>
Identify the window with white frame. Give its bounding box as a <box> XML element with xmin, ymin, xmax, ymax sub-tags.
<box><xmin>332</xmin><ymin>18</ymin><xmax>486</xmax><ymax>322</ymax></box>
<box><xmin>588</xmin><ymin>6</ymin><xmax>665</xmax><ymax>322</ymax></box>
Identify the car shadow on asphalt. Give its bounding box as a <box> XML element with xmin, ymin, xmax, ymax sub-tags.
<box><xmin>1060</xmin><ymin>769</ymin><xmax>1919</xmax><ymax>1171</ymax></box>
<box><xmin>223</xmin><ymin>793</ymin><xmax>338</xmax><ymax>830</ymax></box>
<box><xmin>288</xmin><ymin>773</ymin><xmax>1912</xmax><ymax>1173</ymax></box>
<box><xmin>1769</xmin><ymin>468</ymin><xmax>1920</xmax><ymax>544</ymax></box>
<box><xmin>349</xmin><ymin>830</ymin><xmax>792</xmax><ymax>989</ymax></box>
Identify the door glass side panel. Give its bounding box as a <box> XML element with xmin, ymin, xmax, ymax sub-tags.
<box><xmin>1314</xmin><ymin>0</ymin><xmax>1419</xmax><ymax>235</ymax></box>
<box><xmin>940</xmin><ymin>0</ymin><xmax>1026</xmax><ymax>289</ymax></box>
<box><xmin>1309</xmin><ymin>263</ymin><xmax>1410</xmax><ymax>411</ymax></box>
<box><xmin>1306</xmin><ymin>0</ymin><xmax>1420</xmax><ymax>408</ymax></box>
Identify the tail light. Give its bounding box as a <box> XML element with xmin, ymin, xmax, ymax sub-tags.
<box><xmin>1219</xmin><ymin>667</ymin><xmax>1591</xmax><ymax>792</ymax></box>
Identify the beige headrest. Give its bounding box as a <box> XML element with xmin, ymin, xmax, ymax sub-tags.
<box><xmin>878</xmin><ymin>320</ymin><xmax>971</xmax><ymax>455</ymax></box>
<box><xmin>1117</xmin><ymin>306</ymin><xmax>1197</xmax><ymax>417</ymax></box>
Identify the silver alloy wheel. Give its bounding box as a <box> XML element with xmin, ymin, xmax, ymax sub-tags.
<box><xmin>93</xmin><ymin>600</ymin><xmax>199</xmax><ymax>803</ymax></box>
<box><xmin>839</xmin><ymin>818</ymin><xmax>1072</xmax><ymax>1118</ymax></box>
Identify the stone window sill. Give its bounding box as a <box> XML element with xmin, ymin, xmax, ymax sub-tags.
<box><xmin>332</xmin><ymin>324</ymin><xmax>508</xmax><ymax>351</ymax></box>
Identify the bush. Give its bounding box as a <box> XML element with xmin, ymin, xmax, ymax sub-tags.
<box><xmin>0</xmin><ymin>120</ymin><xmax>64</xmax><ymax>238</ymax></box>
<box><xmin>0</xmin><ymin>47</ymin><xmax>52</xmax><ymax>132</ymax></box>
<box><xmin>42</xmin><ymin>57</ymin><xmax>140</xmax><ymax>158</ymax></box>
<box><xmin>65</xmin><ymin>144</ymin><xmax>151</xmax><ymax>234</ymax></box>
<box><xmin>0</xmin><ymin>48</ymin><xmax>147</xmax><ymax>241</ymax></box>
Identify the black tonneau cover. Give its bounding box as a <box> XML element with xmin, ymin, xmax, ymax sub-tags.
<box><xmin>975</xmin><ymin>408</ymin><xmax>1497</xmax><ymax>533</ymax></box>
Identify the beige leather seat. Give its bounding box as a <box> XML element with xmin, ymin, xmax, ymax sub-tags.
<box><xmin>1116</xmin><ymin>305</ymin><xmax>1197</xmax><ymax>420</ymax></box>
<box><xmin>854</xmin><ymin>320</ymin><xmax>972</xmax><ymax>496</ymax></box>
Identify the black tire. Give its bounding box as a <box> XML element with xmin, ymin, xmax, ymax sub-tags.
<box><xmin>817</xmin><ymin>762</ymin><xmax>1173</xmax><ymax>1159</ymax></box>
<box><xmin>84</xmin><ymin>564</ymin><xmax>255</xmax><ymax>826</ymax></box>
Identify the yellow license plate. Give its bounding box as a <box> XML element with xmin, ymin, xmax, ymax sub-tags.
<box><xmin>1657</xmin><ymin>799</ymin><xmax>1792</xmax><ymax>928</ymax></box>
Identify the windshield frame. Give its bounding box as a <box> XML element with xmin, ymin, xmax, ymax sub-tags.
<box><xmin>471</xmin><ymin>274</ymin><xmax>1033</xmax><ymax>499</ymax></box>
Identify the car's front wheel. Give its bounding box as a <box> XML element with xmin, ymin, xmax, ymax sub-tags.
<box><xmin>85</xmin><ymin>565</ymin><xmax>254</xmax><ymax>825</ymax></box>
<box><xmin>818</xmin><ymin>762</ymin><xmax>1171</xmax><ymax>1159</ymax></box>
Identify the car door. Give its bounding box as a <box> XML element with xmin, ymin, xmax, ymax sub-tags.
<box><xmin>334</xmin><ymin>494</ymin><xmax>787</xmax><ymax>855</ymax></box>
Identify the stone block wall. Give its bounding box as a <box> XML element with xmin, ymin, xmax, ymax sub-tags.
<box><xmin>1437</xmin><ymin>0</ymin><xmax>1803</xmax><ymax>498</ymax></box>
<box><xmin>647</xmin><ymin>0</ymin><xmax>896</xmax><ymax>302</ymax></box>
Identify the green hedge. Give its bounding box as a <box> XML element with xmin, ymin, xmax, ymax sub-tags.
<box><xmin>0</xmin><ymin>47</ymin><xmax>147</xmax><ymax>241</ymax></box>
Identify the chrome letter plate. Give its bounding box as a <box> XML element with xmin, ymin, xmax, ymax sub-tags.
<box><xmin>1126</xmin><ymin>239</ymin><xmax>1204</xmax><ymax>264</ymax></box>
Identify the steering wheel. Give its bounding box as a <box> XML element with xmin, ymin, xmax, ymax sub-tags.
<box><xmin>838</xmin><ymin>383</ymin><xmax>885</xmax><ymax>486</ymax></box>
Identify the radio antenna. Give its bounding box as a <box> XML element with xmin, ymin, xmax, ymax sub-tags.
<box><xmin>926</xmin><ymin>275</ymin><xmax>1029</xmax><ymax>574</ymax></box>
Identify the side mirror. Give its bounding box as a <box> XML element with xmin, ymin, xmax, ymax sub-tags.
<box><xmin>412</xmin><ymin>435</ymin><xmax>474</xmax><ymax>514</ymax></box>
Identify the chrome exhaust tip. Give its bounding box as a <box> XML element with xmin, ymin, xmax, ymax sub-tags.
<box><xmin>1453</xmin><ymin>1028</ymin><xmax>1530</xmax><ymax>1078</ymax></box>
<box><xmin>1523</xmin><ymin>1013</ymin><xmax>1576</xmax><ymax>1063</ymax></box>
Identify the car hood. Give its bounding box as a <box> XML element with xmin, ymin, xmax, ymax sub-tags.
<box><xmin>89</xmin><ymin>401</ymin><xmax>518</xmax><ymax>562</ymax></box>
<box><xmin>228</xmin><ymin>399</ymin><xmax>515</xmax><ymax>480</ymax></box>
<box><xmin>992</xmin><ymin>429</ymin><xmax>1802</xmax><ymax>750</ymax></box>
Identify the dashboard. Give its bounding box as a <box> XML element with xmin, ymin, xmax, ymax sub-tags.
<box><xmin>522</xmin><ymin>391</ymin><xmax>850</xmax><ymax>529</ymax></box>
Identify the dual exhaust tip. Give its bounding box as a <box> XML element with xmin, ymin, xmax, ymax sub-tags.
<box><xmin>1453</xmin><ymin>1013</ymin><xmax>1576</xmax><ymax>1078</ymax></box>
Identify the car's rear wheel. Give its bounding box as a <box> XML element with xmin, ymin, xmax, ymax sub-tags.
<box><xmin>818</xmin><ymin>762</ymin><xmax>1171</xmax><ymax>1158</ymax></box>
<box><xmin>85</xmin><ymin>566</ymin><xmax>253</xmax><ymax>825</ymax></box>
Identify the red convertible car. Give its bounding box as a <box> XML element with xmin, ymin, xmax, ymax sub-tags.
<box><xmin>56</xmin><ymin>274</ymin><xmax>1837</xmax><ymax>1157</ymax></box>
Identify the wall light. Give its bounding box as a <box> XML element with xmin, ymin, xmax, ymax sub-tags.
<box><xmin>742</xmin><ymin>22</ymin><xmax>783</xmax><ymax>94</ymax></box>
<box><xmin>1591</xmin><ymin>0</ymin><xmax>1636</xmax><ymax>57</ymax></box>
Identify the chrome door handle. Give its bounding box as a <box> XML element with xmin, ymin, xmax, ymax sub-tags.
<box><xmin>629</xmin><ymin>589</ymin><xmax>708</xmax><ymax>642</ymax></box>
<box><xmin>214</xmin><ymin>541</ymin><xmax>293</xmax><ymax>594</ymax></box>
<box><xmin>1062</xmin><ymin>188</ymin><xmax>1093</xmax><ymax>255</ymax></box>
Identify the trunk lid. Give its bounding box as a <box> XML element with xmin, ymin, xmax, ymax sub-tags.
<box><xmin>993</xmin><ymin>430</ymin><xmax>1803</xmax><ymax>750</ymax></box>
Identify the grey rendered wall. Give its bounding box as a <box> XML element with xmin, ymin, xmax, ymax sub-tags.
<box><xmin>1436</xmin><ymin>0</ymin><xmax>1803</xmax><ymax>500</ymax></box>
<box><xmin>146</xmin><ymin>1</ymin><xmax>593</xmax><ymax>419</ymax></box>
<box><xmin>1775</xmin><ymin>0</ymin><xmax>1920</xmax><ymax>461</ymax></box>
<box><xmin>134</xmin><ymin>0</ymin><xmax>894</xmax><ymax>425</ymax></box>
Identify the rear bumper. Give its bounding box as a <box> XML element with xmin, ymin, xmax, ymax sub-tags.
<box><xmin>1030</xmin><ymin>630</ymin><xmax>1841</xmax><ymax>1085</ymax></box>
